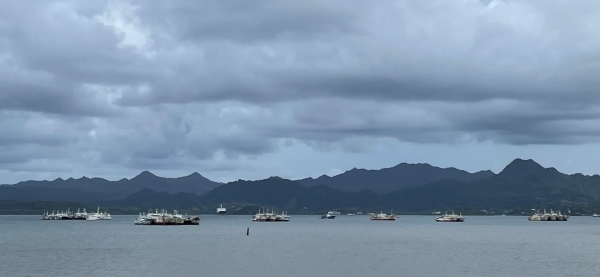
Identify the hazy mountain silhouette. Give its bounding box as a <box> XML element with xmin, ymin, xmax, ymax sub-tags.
<box><xmin>0</xmin><ymin>171</ymin><xmax>220</xmax><ymax>202</ymax></box>
<box><xmin>1</xmin><ymin>159</ymin><xmax>598</xmax><ymax>213</ymax></box>
<box><xmin>296</xmin><ymin>163</ymin><xmax>494</xmax><ymax>193</ymax></box>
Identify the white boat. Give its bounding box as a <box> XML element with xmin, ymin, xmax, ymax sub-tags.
<box><xmin>73</xmin><ymin>208</ymin><xmax>88</xmax><ymax>220</ymax></box>
<box><xmin>347</xmin><ymin>213</ymin><xmax>355</xmax><ymax>216</ymax></box>
<box><xmin>134</xmin><ymin>209</ymin><xmax>200</xmax><ymax>225</ymax></box>
<box><xmin>252</xmin><ymin>208</ymin><xmax>289</xmax><ymax>222</ymax></box>
<box><xmin>167</xmin><ymin>210</ymin><xmax>185</xmax><ymax>225</ymax></box>
<box><xmin>134</xmin><ymin>212</ymin><xmax>153</xmax><ymax>225</ymax></box>
<box><xmin>217</xmin><ymin>204</ymin><xmax>227</xmax><ymax>215</ymax></box>
<box><xmin>321</xmin><ymin>211</ymin><xmax>336</xmax><ymax>219</ymax></box>
<box><xmin>592</xmin><ymin>213</ymin><xmax>600</xmax><ymax>217</ymax></box>
<box><xmin>276</xmin><ymin>211</ymin><xmax>291</xmax><ymax>222</ymax></box>
<box><xmin>370</xmin><ymin>210</ymin><xmax>395</xmax><ymax>221</ymax></box>
<box><xmin>528</xmin><ymin>209</ymin><xmax>568</xmax><ymax>221</ymax></box>
<box><xmin>435</xmin><ymin>211</ymin><xmax>464</xmax><ymax>222</ymax></box>
<box><xmin>40</xmin><ymin>210</ymin><xmax>51</xmax><ymax>220</ymax></box>
<box><xmin>86</xmin><ymin>206</ymin><xmax>111</xmax><ymax>221</ymax></box>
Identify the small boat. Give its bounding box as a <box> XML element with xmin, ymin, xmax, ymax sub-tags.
<box><xmin>217</xmin><ymin>204</ymin><xmax>227</xmax><ymax>215</ymax></box>
<box><xmin>183</xmin><ymin>215</ymin><xmax>201</xmax><ymax>225</ymax></box>
<box><xmin>435</xmin><ymin>211</ymin><xmax>464</xmax><ymax>222</ymax></box>
<box><xmin>370</xmin><ymin>210</ymin><xmax>395</xmax><ymax>221</ymax></box>
<box><xmin>321</xmin><ymin>211</ymin><xmax>336</xmax><ymax>219</ymax></box>
<box><xmin>592</xmin><ymin>213</ymin><xmax>600</xmax><ymax>217</ymax></box>
<box><xmin>347</xmin><ymin>213</ymin><xmax>355</xmax><ymax>216</ymax></box>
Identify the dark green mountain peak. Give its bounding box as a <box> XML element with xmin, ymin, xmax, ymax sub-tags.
<box><xmin>499</xmin><ymin>158</ymin><xmax>546</xmax><ymax>179</ymax></box>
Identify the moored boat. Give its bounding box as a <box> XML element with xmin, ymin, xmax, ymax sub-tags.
<box><xmin>86</xmin><ymin>206</ymin><xmax>111</xmax><ymax>221</ymax></box>
<box><xmin>370</xmin><ymin>210</ymin><xmax>395</xmax><ymax>221</ymax></box>
<box><xmin>183</xmin><ymin>216</ymin><xmax>201</xmax><ymax>225</ymax></box>
<box><xmin>435</xmin><ymin>211</ymin><xmax>464</xmax><ymax>222</ymax></box>
<box><xmin>252</xmin><ymin>208</ymin><xmax>290</xmax><ymax>222</ymax></box>
<box><xmin>40</xmin><ymin>210</ymin><xmax>51</xmax><ymax>220</ymax></box>
<box><xmin>528</xmin><ymin>209</ymin><xmax>568</xmax><ymax>221</ymax></box>
<box><xmin>134</xmin><ymin>212</ymin><xmax>153</xmax><ymax>225</ymax></box>
<box><xmin>217</xmin><ymin>204</ymin><xmax>227</xmax><ymax>215</ymax></box>
<box><xmin>73</xmin><ymin>208</ymin><xmax>88</xmax><ymax>220</ymax></box>
<box><xmin>321</xmin><ymin>211</ymin><xmax>336</xmax><ymax>219</ymax></box>
<box><xmin>135</xmin><ymin>209</ymin><xmax>200</xmax><ymax>225</ymax></box>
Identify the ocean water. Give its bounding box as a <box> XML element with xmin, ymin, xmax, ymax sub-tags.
<box><xmin>0</xmin><ymin>215</ymin><xmax>598</xmax><ymax>277</ymax></box>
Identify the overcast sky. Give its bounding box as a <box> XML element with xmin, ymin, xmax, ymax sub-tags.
<box><xmin>0</xmin><ymin>0</ymin><xmax>598</xmax><ymax>184</ymax></box>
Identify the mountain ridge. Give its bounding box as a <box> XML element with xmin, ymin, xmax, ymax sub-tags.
<box><xmin>1</xmin><ymin>159</ymin><xmax>598</xmax><ymax>212</ymax></box>
<box><xmin>296</xmin><ymin>162</ymin><xmax>496</xmax><ymax>193</ymax></box>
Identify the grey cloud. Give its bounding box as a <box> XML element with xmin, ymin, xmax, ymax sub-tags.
<box><xmin>0</xmin><ymin>0</ymin><xmax>598</xmax><ymax>182</ymax></box>
<box><xmin>112</xmin><ymin>0</ymin><xmax>599</xmax><ymax>109</ymax></box>
<box><xmin>134</xmin><ymin>0</ymin><xmax>364</xmax><ymax>43</ymax></box>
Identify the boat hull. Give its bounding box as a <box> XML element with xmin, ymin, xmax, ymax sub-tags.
<box><xmin>435</xmin><ymin>218</ymin><xmax>464</xmax><ymax>222</ymax></box>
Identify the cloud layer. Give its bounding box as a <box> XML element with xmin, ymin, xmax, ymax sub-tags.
<box><xmin>0</xmin><ymin>0</ymin><xmax>598</xmax><ymax>182</ymax></box>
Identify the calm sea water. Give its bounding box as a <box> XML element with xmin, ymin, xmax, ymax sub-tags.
<box><xmin>0</xmin><ymin>215</ymin><xmax>598</xmax><ymax>277</ymax></box>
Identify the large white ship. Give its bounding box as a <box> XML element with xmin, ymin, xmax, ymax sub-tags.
<box><xmin>217</xmin><ymin>204</ymin><xmax>227</xmax><ymax>215</ymax></box>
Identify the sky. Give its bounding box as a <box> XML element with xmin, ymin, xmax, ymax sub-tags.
<box><xmin>0</xmin><ymin>0</ymin><xmax>598</xmax><ymax>184</ymax></box>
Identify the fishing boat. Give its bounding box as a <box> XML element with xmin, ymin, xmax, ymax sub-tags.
<box><xmin>275</xmin><ymin>212</ymin><xmax>291</xmax><ymax>222</ymax></box>
<box><xmin>73</xmin><ymin>208</ymin><xmax>88</xmax><ymax>220</ymax></box>
<box><xmin>135</xmin><ymin>209</ymin><xmax>200</xmax><ymax>225</ymax></box>
<box><xmin>528</xmin><ymin>209</ymin><xmax>568</xmax><ymax>221</ymax></box>
<box><xmin>183</xmin><ymin>215</ymin><xmax>201</xmax><ymax>225</ymax></box>
<box><xmin>370</xmin><ymin>210</ymin><xmax>396</xmax><ymax>221</ymax></box>
<box><xmin>40</xmin><ymin>211</ymin><xmax>51</xmax><ymax>220</ymax></box>
<box><xmin>435</xmin><ymin>211</ymin><xmax>464</xmax><ymax>222</ymax></box>
<box><xmin>134</xmin><ymin>212</ymin><xmax>153</xmax><ymax>225</ymax></box>
<box><xmin>86</xmin><ymin>207</ymin><xmax>111</xmax><ymax>221</ymax></box>
<box><xmin>216</xmin><ymin>204</ymin><xmax>227</xmax><ymax>215</ymax></box>
<box><xmin>252</xmin><ymin>208</ymin><xmax>290</xmax><ymax>222</ymax></box>
<box><xmin>321</xmin><ymin>211</ymin><xmax>336</xmax><ymax>219</ymax></box>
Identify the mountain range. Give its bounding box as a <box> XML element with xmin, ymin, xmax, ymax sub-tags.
<box><xmin>1</xmin><ymin>159</ymin><xmax>598</xmax><ymax>213</ymax></box>
<box><xmin>296</xmin><ymin>163</ymin><xmax>494</xmax><ymax>193</ymax></box>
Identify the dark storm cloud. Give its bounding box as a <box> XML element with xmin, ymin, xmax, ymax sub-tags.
<box><xmin>0</xmin><ymin>0</ymin><xmax>598</xmax><ymax>181</ymax></box>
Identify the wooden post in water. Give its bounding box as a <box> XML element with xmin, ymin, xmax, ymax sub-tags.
<box><xmin>247</xmin><ymin>227</ymin><xmax>249</xmax><ymax>236</ymax></box>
